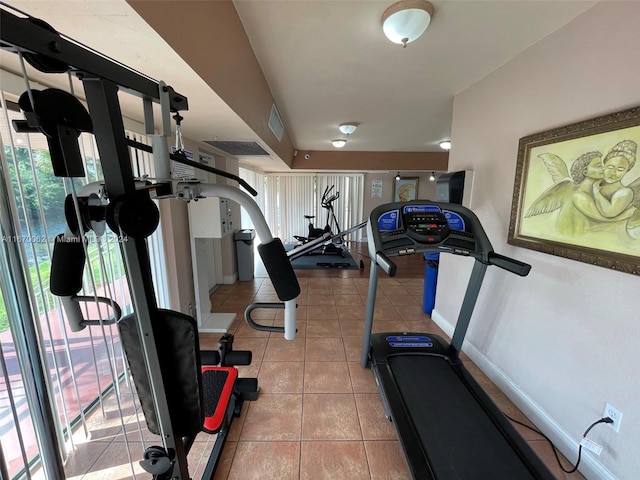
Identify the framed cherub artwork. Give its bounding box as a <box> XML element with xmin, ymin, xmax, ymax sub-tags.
<box><xmin>394</xmin><ymin>177</ymin><xmax>419</xmax><ymax>202</ymax></box>
<box><xmin>508</xmin><ymin>106</ymin><xmax>640</xmax><ymax>276</ymax></box>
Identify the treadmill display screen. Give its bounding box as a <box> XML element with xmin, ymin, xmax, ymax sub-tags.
<box><xmin>377</xmin><ymin>205</ymin><xmax>468</xmax><ymax>236</ymax></box>
<box><xmin>404</xmin><ymin>210</ymin><xmax>450</xmax><ymax>244</ymax></box>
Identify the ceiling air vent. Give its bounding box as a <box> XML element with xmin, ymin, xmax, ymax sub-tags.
<box><xmin>204</xmin><ymin>141</ymin><xmax>270</xmax><ymax>156</ymax></box>
<box><xmin>268</xmin><ymin>103</ymin><xmax>284</xmax><ymax>142</ymax></box>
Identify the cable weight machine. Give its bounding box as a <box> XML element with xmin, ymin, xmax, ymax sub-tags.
<box><xmin>1</xmin><ymin>5</ymin><xmax>300</xmax><ymax>479</ymax></box>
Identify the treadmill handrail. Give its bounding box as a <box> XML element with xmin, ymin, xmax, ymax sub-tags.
<box><xmin>488</xmin><ymin>252</ymin><xmax>531</xmax><ymax>276</ymax></box>
<box><xmin>375</xmin><ymin>251</ymin><xmax>397</xmax><ymax>277</ymax></box>
<box><xmin>362</xmin><ymin>200</ymin><xmax>532</xmax><ymax>368</ymax></box>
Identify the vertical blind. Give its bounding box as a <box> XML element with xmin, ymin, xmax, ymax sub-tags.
<box><xmin>260</xmin><ymin>173</ymin><xmax>364</xmax><ymax>243</ymax></box>
<box><xmin>238</xmin><ymin>167</ymin><xmax>266</xmax><ymax>231</ymax></box>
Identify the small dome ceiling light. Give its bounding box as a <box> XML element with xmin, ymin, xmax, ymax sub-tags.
<box><xmin>429</xmin><ymin>171</ymin><xmax>436</xmax><ymax>181</ymax></box>
<box><xmin>338</xmin><ymin>123</ymin><xmax>358</xmax><ymax>135</ymax></box>
<box><xmin>331</xmin><ymin>139</ymin><xmax>347</xmax><ymax>148</ymax></box>
<box><xmin>395</xmin><ymin>172</ymin><xmax>401</xmax><ymax>181</ymax></box>
<box><xmin>382</xmin><ymin>0</ymin><xmax>434</xmax><ymax>48</ymax></box>
<box><xmin>439</xmin><ymin>141</ymin><xmax>451</xmax><ymax>150</ymax></box>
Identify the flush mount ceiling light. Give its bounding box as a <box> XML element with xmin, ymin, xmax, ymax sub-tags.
<box><xmin>331</xmin><ymin>139</ymin><xmax>347</xmax><ymax>148</ymax></box>
<box><xmin>382</xmin><ymin>0</ymin><xmax>434</xmax><ymax>48</ymax></box>
<box><xmin>338</xmin><ymin>123</ymin><xmax>358</xmax><ymax>135</ymax></box>
<box><xmin>439</xmin><ymin>140</ymin><xmax>451</xmax><ymax>150</ymax></box>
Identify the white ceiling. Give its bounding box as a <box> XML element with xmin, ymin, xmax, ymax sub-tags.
<box><xmin>1</xmin><ymin>0</ymin><xmax>596</xmax><ymax>171</ymax></box>
<box><xmin>234</xmin><ymin>0</ymin><xmax>595</xmax><ymax>153</ymax></box>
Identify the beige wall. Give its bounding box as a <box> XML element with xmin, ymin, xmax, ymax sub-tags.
<box><xmin>362</xmin><ymin>172</ymin><xmax>440</xmax><ymax>224</ymax></box>
<box><xmin>292</xmin><ymin>150</ymin><xmax>448</xmax><ymax>172</ymax></box>
<box><xmin>437</xmin><ymin>3</ymin><xmax>640</xmax><ymax>479</ymax></box>
<box><xmin>128</xmin><ymin>0</ymin><xmax>295</xmax><ymax>166</ymax></box>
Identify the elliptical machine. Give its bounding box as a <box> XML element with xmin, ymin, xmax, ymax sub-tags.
<box><xmin>294</xmin><ymin>185</ymin><xmax>344</xmax><ymax>256</ymax></box>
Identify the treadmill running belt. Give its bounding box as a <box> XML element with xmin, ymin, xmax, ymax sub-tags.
<box><xmin>388</xmin><ymin>355</ymin><xmax>538</xmax><ymax>479</ymax></box>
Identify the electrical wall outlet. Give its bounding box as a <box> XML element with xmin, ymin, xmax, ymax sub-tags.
<box><xmin>603</xmin><ymin>403</ymin><xmax>622</xmax><ymax>432</ymax></box>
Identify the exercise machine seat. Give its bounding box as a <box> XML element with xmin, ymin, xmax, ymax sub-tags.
<box><xmin>118</xmin><ymin>310</ymin><xmax>205</xmax><ymax>438</ymax></box>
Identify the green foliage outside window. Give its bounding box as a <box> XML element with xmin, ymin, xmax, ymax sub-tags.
<box><xmin>1</xmin><ymin>145</ymin><xmax>113</xmax><ymax>333</ymax></box>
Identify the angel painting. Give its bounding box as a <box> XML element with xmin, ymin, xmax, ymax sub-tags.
<box><xmin>509</xmin><ymin>108</ymin><xmax>640</xmax><ymax>275</ymax></box>
<box><xmin>525</xmin><ymin>140</ymin><xmax>640</xmax><ymax>239</ymax></box>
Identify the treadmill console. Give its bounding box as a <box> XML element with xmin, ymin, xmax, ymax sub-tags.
<box><xmin>375</xmin><ymin>203</ymin><xmax>478</xmax><ymax>256</ymax></box>
<box><xmin>403</xmin><ymin>210</ymin><xmax>450</xmax><ymax>244</ymax></box>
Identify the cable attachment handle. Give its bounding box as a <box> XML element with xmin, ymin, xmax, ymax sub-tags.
<box><xmin>173</xmin><ymin>112</ymin><xmax>184</xmax><ymax>152</ymax></box>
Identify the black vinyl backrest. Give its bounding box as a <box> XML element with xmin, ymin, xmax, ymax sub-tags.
<box><xmin>50</xmin><ymin>234</ymin><xmax>85</xmax><ymax>296</ymax></box>
<box><xmin>118</xmin><ymin>309</ymin><xmax>203</xmax><ymax>438</ymax></box>
<box><xmin>258</xmin><ymin>238</ymin><xmax>301</xmax><ymax>301</ymax></box>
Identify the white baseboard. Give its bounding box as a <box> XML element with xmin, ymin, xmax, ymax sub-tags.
<box><xmin>431</xmin><ymin>309</ymin><xmax>617</xmax><ymax>480</ymax></box>
<box><xmin>223</xmin><ymin>273</ymin><xmax>238</xmax><ymax>284</ymax></box>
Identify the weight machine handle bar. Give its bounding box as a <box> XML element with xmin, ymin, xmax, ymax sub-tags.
<box><xmin>73</xmin><ymin>295</ymin><xmax>122</xmax><ymax>324</ymax></box>
<box><xmin>126</xmin><ymin>138</ymin><xmax>258</xmax><ymax>196</ymax></box>
<box><xmin>244</xmin><ymin>302</ymin><xmax>287</xmax><ymax>334</ymax></box>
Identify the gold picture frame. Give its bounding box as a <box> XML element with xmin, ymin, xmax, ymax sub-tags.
<box><xmin>508</xmin><ymin>106</ymin><xmax>640</xmax><ymax>276</ymax></box>
<box><xmin>394</xmin><ymin>177</ymin><xmax>419</xmax><ymax>202</ymax></box>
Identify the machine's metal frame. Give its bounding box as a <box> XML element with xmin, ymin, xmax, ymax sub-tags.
<box><xmin>1</xmin><ymin>6</ymin><xmax>187</xmax><ymax>478</ymax></box>
<box><xmin>1</xmin><ymin>6</ymin><xmax>300</xmax><ymax>478</ymax></box>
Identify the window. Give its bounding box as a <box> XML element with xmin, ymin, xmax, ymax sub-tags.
<box><xmin>262</xmin><ymin>173</ymin><xmax>364</xmax><ymax>243</ymax></box>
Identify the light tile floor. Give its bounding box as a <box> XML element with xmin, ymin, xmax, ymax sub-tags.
<box><xmin>62</xmin><ymin>243</ymin><xmax>583</xmax><ymax>479</ymax></box>
<box><xmin>210</xmin><ymin>244</ymin><xmax>585</xmax><ymax>480</ymax></box>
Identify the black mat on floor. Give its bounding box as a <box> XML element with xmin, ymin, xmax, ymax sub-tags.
<box><xmin>285</xmin><ymin>244</ymin><xmax>360</xmax><ymax>270</ymax></box>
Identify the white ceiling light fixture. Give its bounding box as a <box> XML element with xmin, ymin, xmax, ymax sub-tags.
<box><xmin>382</xmin><ymin>0</ymin><xmax>434</xmax><ymax>48</ymax></box>
<box><xmin>429</xmin><ymin>171</ymin><xmax>436</xmax><ymax>181</ymax></box>
<box><xmin>439</xmin><ymin>140</ymin><xmax>451</xmax><ymax>150</ymax></box>
<box><xmin>331</xmin><ymin>139</ymin><xmax>347</xmax><ymax>148</ymax></box>
<box><xmin>339</xmin><ymin>123</ymin><xmax>358</xmax><ymax>135</ymax></box>
<box><xmin>395</xmin><ymin>172</ymin><xmax>401</xmax><ymax>181</ymax></box>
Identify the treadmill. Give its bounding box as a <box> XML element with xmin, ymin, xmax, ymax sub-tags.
<box><xmin>360</xmin><ymin>200</ymin><xmax>555</xmax><ymax>480</ymax></box>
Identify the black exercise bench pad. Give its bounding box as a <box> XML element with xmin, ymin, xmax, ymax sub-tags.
<box><xmin>118</xmin><ymin>309</ymin><xmax>203</xmax><ymax>438</ymax></box>
<box><xmin>258</xmin><ymin>238</ymin><xmax>300</xmax><ymax>301</ymax></box>
<box><xmin>50</xmin><ymin>234</ymin><xmax>85</xmax><ymax>296</ymax></box>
